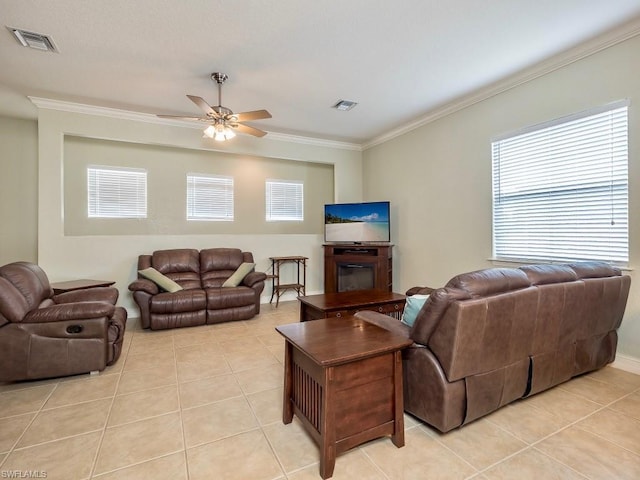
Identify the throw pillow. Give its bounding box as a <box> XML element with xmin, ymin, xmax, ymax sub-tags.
<box><xmin>138</xmin><ymin>267</ymin><xmax>183</xmax><ymax>293</ymax></box>
<box><xmin>401</xmin><ymin>294</ymin><xmax>430</xmax><ymax>327</ymax></box>
<box><xmin>222</xmin><ymin>262</ymin><xmax>255</xmax><ymax>287</ymax></box>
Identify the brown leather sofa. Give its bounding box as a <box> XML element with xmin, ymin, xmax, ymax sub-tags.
<box><xmin>0</xmin><ymin>261</ymin><xmax>127</xmax><ymax>382</ymax></box>
<box><xmin>356</xmin><ymin>262</ymin><xmax>630</xmax><ymax>432</ymax></box>
<box><xmin>128</xmin><ymin>248</ymin><xmax>267</xmax><ymax>330</ymax></box>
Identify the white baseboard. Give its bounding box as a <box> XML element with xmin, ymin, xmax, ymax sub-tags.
<box><xmin>611</xmin><ymin>354</ymin><xmax>640</xmax><ymax>375</ymax></box>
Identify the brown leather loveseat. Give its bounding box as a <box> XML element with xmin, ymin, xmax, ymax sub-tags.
<box><xmin>356</xmin><ymin>262</ymin><xmax>630</xmax><ymax>432</ymax></box>
<box><xmin>0</xmin><ymin>261</ymin><xmax>127</xmax><ymax>382</ymax></box>
<box><xmin>128</xmin><ymin>248</ymin><xmax>266</xmax><ymax>330</ymax></box>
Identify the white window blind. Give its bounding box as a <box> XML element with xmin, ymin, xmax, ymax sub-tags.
<box><xmin>186</xmin><ymin>174</ymin><xmax>234</xmax><ymax>221</ymax></box>
<box><xmin>88</xmin><ymin>166</ymin><xmax>147</xmax><ymax>218</ymax></box>
<box><xmin>492</xmin><ymin>102</ymin><xmax>629</xmax><ymax>264</ymax></box>
<box><xmin>266</xmin><ymin>180</ymin><xmax>304</xmax><ymax>221</ymax></box>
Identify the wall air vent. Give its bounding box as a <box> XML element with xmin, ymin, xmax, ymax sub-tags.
<box><xmin>332</xmin><ymin>100</ymin><xmax>358</xmax><ymax>111</ymax></box>
<box><xmin>8</xmin><ymin>27</ymin><xmax>58</xmax><ymax>52</ymax></box>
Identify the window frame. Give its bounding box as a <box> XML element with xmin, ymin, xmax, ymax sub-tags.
<box><xmin>186</xmin><ymin>173</ymin><xmax>234</xmax><ymax>222</ymax></box>
<box><xmin>491</xmin><ymin>100</ymin><xmax>629</xmax><ymax>265</ymax></box>
<box><xmin>265</xmin><ymin>179</ymin><xmax>304</xmax><ymax>222</ymax></box>
<box><xmin>87</xmin><ymin>165</ymin><xmax>147</xmax><ymax>219</ymax></box>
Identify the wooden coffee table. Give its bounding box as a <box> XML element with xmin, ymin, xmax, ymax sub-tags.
<box><xmin>276</xmin><ymin>316</ymin><xmax>412</xmax><ymax>479</ymax></box>
<box><xmin>298</xmin><ymin>290</ymin><xmax>406</xmax><ymax>322</ymax></box>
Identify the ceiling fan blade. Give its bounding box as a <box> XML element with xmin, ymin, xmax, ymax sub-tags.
<box><xmin>187</xmin><ymin>95</ymin><xmax>218</xmax><ymax>117</ymax></box>
<box><xmin>157</xmin><ymin>114</ymin><xmax>209</xmax><ymax>121</ymax></box>
<box><xmin>233</xmin><ymin>123</ymin><xmax>268</xmax><ymax>137</ymax></box>
<box><xmin>230</xmin><ymin>110</ymin><xmax>272</xmax><ymax>122</ymax></box>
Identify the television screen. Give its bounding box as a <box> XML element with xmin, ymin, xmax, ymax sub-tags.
<box><xmin>324</xmin><ymin>201</ymin><xmax>390</xmax><ymax>243</ymax></box>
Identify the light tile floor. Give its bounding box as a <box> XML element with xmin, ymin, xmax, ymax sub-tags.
<box><xmin>1</xmin><ymin>301</ymin><xmax>639</xmax><ymax>480</ymax></box>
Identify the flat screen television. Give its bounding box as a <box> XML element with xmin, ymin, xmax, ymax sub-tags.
<box><xmin>324</xmin><ymin>201</ymin><xmax>390</xmax><ymax>243</ymax></box>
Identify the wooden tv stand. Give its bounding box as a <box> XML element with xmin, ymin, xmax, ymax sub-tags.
<box><xmin>323</xmin><ymin>243</ymin><xmax>393</xmax><ymax>293</ymax></box>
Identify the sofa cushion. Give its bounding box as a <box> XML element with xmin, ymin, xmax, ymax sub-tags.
<box><xmin>446</xmin><ymin>268</ymin><xmax>530</xmax><ymax>297</ymax></box>
<box><xmin>205</xmin><ymin>287</ymin><xmax>256</xmax><ymax>309</ymax></box>
<box><xmin>150</xmin><ymin>290</ymin><xmax>207</xmax><ymax>313</ymax></box>
<box><xmin>139</xmin><ymin>267</ymin><xmax>183</xmax><ymax>293</ymax></box>
<box><xmin>151</xmin><ymin>249</ymin><xmax>201</xmax><ymax>289</ymax></box>
<box><xmin>222</xmin><ymin>263</ymin><xmax>255</xmax><ymax>287</ymax></box>
<box><xmin>0</xmin><ymin>277</ymin><xmax>30</xmax><ymax>323</ymax></box>
<box><xmin>569</xmin><ymin>261</ymin><xmax>621</xmax><ymax>279</ymax></box>
<box><xmin>200</xmin><ymin>248</ymin><xmax>245</xmax><ymax>288</ymax></box>
<box><xmin>401</xmin><ymin>294</ymin><xmax>430</xmax><ymax>327</ymax></box>
<box><xmin>0</xmin><ymin>262</ymin><xmax>52</xmax><ymax>312</ymax></box>
<box><xmin>519</xmin><ymin>264</ymin><xmax>578</xmax><ymax>285</ymax></box>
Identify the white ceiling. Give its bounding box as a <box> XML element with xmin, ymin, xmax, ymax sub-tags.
<box><xmin>2</xmin><ymin>0</ymin><xmax>640</xmax><ymax>145</ymax></box>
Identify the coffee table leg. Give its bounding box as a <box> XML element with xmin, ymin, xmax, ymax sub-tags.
<box><xmin>319</xmin><ymin>366</ymin><xmax>336</xmax><ymax>479</ymax></box>
<box><xmin>391</xmin><ymin>350</ymin><xmax>405</xmax><ymax>447</ymax></box>
<box><xmin>282</xmin><ymin>342</ymin><xmax>294</xmax><ymax>424</ymax></box>
<box><xmin>319</xmin><ymin>444</ymin><xmax>336</xmax><ymax>480</ymax></box>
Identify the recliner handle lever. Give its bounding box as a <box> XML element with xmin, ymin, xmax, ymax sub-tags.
<box><xmin>66</xmin><ymin>325</ymin><xmax>83</xmax><ymax>334</ymax></box>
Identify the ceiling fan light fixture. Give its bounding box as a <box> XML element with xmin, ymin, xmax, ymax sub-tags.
<box><xmin>213</xmin><ymin>123</ymin><xmax>236</xmax><ymax>141</ymax></box>
<box><xmin>159</xmin><ymin>72</ymin><xmax>270</xmax><ymax>140</ymax></box>
<box><xmin>203</xmin><ymin>125</ymin><xmax>216</xmax><ymax>138</ymax></box>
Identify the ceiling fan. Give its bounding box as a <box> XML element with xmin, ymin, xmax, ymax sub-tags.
<box><xmin>158</xmin><ymin>72</ymin><xmax>272</xmax><ymax>141</ymax></box>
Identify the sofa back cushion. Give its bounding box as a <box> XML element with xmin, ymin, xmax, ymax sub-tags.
<box><xmin>200</xmin><ymin>248</ymin><xmax>246</xmax><ymax>288</ymax></box>
<box><xmin>445</xmin><ymin>267</ymin><xmax>531</xmax><ymax>297</ymax></box>
<box><xmin>151</xmin><ymin>249</ymin><xmax>201</xmax><ymax>290</ymax></box>
<box><xmin>0</xmin><ymin>262</ymin><xmax>53</xmax><ymax>323</ymax></box>
<box><xmin>519</xmin><ymin>264</ymin><xmax>578</xmax><ymax>285</ymax></box>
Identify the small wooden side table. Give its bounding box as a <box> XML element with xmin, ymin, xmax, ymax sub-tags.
<box><xmin>51</xmin><ymin>279</ymin><xmax>115</xmax><ymax>295</ymax></box>
<box><xmin>269</xmin><ymin>256</ymin><xmax>308</xmax><ymax>307</ymax></box>
<box><xmin>276</xmin><ymin>316</ymin><xmax>412</xmax><ymax>479</ymax></box>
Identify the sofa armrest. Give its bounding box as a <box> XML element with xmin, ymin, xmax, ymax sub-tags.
<box><xmin>410</xmin><ymin>287</ymin><xmax>471</xmax><ymax>346</ymax></box>
<box><xmin>242</xmin><ymin>271</ymin><xmax>267</xmax><ymax>288</ymax></box>
<box><xmin>354</xmin><ymin>311</ymin><xmax>412</xmax><ymax>339</ymax></box>
<box><xmin>23</xmin><ymin>302</ymin><xmax>116</xmax><ymax>323</ymax></box>
<box><xmin>406</xmin><ymin>286</ymin><xmax>436</xmax><ymax>296</ymax></box>
<box><xmin>128</xmin><ymin>278</ymin><xmax>159</xmax><ymax>295</ymax></box>
<box><xmin>53</xmin><ymin>287</ymin><xmax>119</xmax><ymax>305</ymax></box>
<box><xmin>12</xmin><ymin>317</ymin><xmax>108</xmax><ymax>339</ymax></box>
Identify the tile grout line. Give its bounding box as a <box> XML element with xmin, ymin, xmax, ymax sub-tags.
<box><xmin>89</xmin><ymin>326</ymin><xmax>188</xmax><ymax>478</ymax></box>
<box><xmin>237</xmin><ymin>329</ymin><xmax>289</xmax><ymax>479</ymax></box>
<box><xmin>474</xmin><ymin>379</ymin><xmax>640</xmax><ymax>477</ymax></box>
<box><xmin>87</xmin><ymin>330</ymin><xmax>133</xmax><ymax>479</ymax></box>
<box><xmin>171</xmin><ymin>327</ymin><xmax>191</xmax><ymax>480</ymax></box>
<box><xmin>0</xmin><ymin>382</ymin><xmax>59</xmax><ymax>472</ymax></box>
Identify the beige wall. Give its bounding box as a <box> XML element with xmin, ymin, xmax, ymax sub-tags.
<box><xmin>0</xmin><ymin>116</ymin><xmax>38</xmax><ymax>265</ymax></box>
<box><xmin>36</xmin><ymin>108</ymin><xmax>363</xmax><ymax>313</ymax></box>
<box><xmin>363</xmin><ymin>34</ymin><xmax>640</xmax><ymax>363</ymax></box>
<box><xmin>63</xmin><ymin>135</ymin><xmax>334</xmax><ymax>236</ymax></box>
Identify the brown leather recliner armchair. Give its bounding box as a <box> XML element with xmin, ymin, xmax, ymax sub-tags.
<box><xmin>0</xmin><ymin>262</ymin><xmax>127</xmax><ymax>382</ymax></box>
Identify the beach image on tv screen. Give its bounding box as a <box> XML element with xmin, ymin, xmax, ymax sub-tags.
<box><xmin>325</xmin><ymin>202</ymin><xmax>390</xmax><ymax>242</ymax></box>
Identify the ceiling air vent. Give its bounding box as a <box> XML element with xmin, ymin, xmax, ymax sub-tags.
<box><xmin>332</xmin><ymin>100</ymin><xmax>358</xmax><ymax>111</ymax></box>
<box><xmin>8</xmin><ymin>27</ymin><xmax>58</xmax><ymax>52</ymax></box>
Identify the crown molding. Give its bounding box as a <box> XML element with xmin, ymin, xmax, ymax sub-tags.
<box><xmin>27</xmin><ymin>97</ymin><xmax>362</xmax><ymax>151</ymax></box>
<box><xmin>363</xmin><ymin>16</ymin><xmax>640</xmax><ymax>150</ymax></box>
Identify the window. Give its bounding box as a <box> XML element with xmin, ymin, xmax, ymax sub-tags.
<box><xmin>492</xmin><ymin>101</ymin><xmax>629</xmax><ymax>264</ymax></box>
<box><xmin>266</xmin><ymin>180</ymin><xmax>304</xmax><ymax>221</ymax></box>
<box><xmin>87</xmin><ymin>166</ymin><xmax>147</xmax><ymax>218</ymax></box>
<box><xmin>186</xmin><ymin>174</ymin><xmax>234</xmax><ymax>221</ymax></box>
